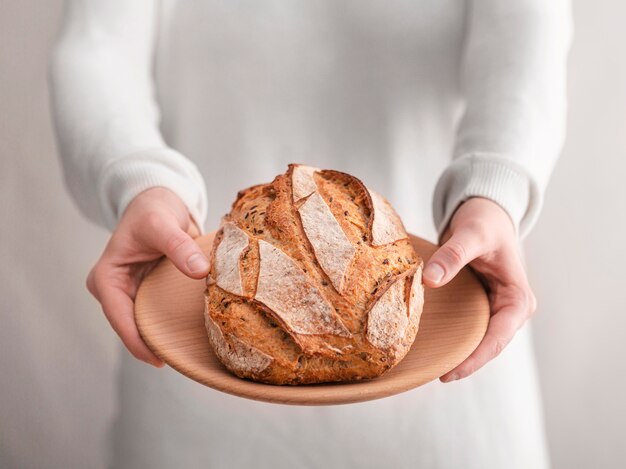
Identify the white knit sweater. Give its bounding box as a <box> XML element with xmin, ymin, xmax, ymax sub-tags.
<box><xmin>49</xmin><ymin>0</ymin><xmax>571</xmax><ymax>239</ymax></box>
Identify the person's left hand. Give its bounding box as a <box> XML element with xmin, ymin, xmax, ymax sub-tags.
<box><xmin>422</xmin><ymin>197</ymin><xmax>537</xmax><ymax>382</ymax></box>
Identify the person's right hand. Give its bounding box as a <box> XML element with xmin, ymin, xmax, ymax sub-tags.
<box><xmin>86</xmin><ymin>187</ymin><xmax>210</xmax><ymax>367</ymax></box>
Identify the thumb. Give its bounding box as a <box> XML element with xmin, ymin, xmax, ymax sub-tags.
<box><xmin>423</xmin><ymin>229</ymin><xmax>485</xmax><ymax>288</ymax></box>
<box><xmin>148</xmin><ymin>218</ymin><xmax>210</xmax><ymax>279</ymax></box>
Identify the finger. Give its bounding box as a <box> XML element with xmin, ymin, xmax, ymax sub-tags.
<box><xmin>440</xmin><ymin>305</ymin><xmax>526</xmax><ymax>382</ymax></box>
<box><xmin>86</xmin><ymin>267</ymin><xmax>98</xmax><ymax>298</ymax></box>
<box><xmin>423</xmin><ymin>228</ymin><xmax>488</xmax><ymax>288</ymax></box>
<box><xmin>143</xmin><ymin>214</ymin><xmax>209</xmax><ymax>279</ymax></box>
<box><xmin>95</xmin><ymin>274</ymin><xmax>165</xmax><ymax>368</ymax></box>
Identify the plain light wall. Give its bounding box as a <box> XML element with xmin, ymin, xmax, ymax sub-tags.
<box><xmin>0</xmin><ymin>2</ymin><xmax>118</xmax><ymax>468</ymax></box>
<box><xmin>526</xmin><ymin>2</ymin><xmax>626</xmax><ymax>467</ymax></box>
<box><xmin>1</xmin><ymin>1</ymin><xmax>624</xmax><ymax>468</ymax></box>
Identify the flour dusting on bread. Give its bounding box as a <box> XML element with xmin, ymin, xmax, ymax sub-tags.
<box><xmin>255</xmin><ymin>239</ymin><xmax>351</xmax><ymax>337</ymax></box>
<box><xmin>214</xmin><ymin>221</ymin><xmax>248</xmax><ymax>296</ymax></box>
<box><xmin>369</xmin><ymin>189</ymin><xmax>407</xmax><ymax>246</ymax></box>
<box><xmin>291</xmin><ymin>164</ymin><xmax>319</xmax><ymax>202</ymax></box>
<box><xmin>298</xmin><ymin>191</ymin><xmax>356</xmax><ymax>293</ymax></box>
<box><xmin>366</xmin><ymin>278</ymin><xmax>409</xmax><ymax>350</ymax></box>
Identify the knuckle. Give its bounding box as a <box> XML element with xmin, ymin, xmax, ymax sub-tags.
<box><xmin>122</xmin><ymin>333</ymin><xmax>149</xmax><ymax>363</ymax></box>
<box><xmin>106</xmin><ymin>314</ymin><xmax>122</xmax><ymax>338</ymax></box>
<box><xmin>510</xmin><ymin>286</ymin><xmax>537</xmax><ymax>317</ymax></box>
<box><xmin>509</xmin><ymin>291</ymin><xmax>524</xmax><ymax>307</ymax></box>
<box><xmin>87</xmin><ymin>264</ymin><xmax>109</xmax><ymax>297</ymax></box>
<box><xmin>509</xmin><ymin>286</ymin><xmax>528</xmax><ymax>307</ymax></box>
<box><xmin>86</xmin><ymin>268</ymin><xmax>97</xmax><ymax>296</ymax></box>
<box><xmin>127</xmin><ymin>343</ymin><xmax>146</xmax><ymax>362</ymax></box>
<box><xmin>110</xmin><ymin>317</ymin><xmax>137</xmax><ymax>352</ymax></box>
<box><xmin>444</xmin><ymin>241</ymin><xmax>468</xmax><ymax>266</ymax></box>
<box><xmin>462</xmin><ymin>220</ymin><xmax>488</xmax><ymax>241</ymax></box>
<box><xmin>143</xmin><ymin>210</ymin><xmax>166</xmax><ymax>232</ymax></box>
<box><xmin>460</xmin><ymin>364</ymin><xmax>475</xmax><ymax>378</ymax></box>
<box><xmin>92</xmin><ymin>265</ymin><xmax>109</xmax><ymax>287</ymax></box>
<box><xmin>492</xmin><ymin>336</ymin><xmax>510</xmax><ymax>358</ymax></box>
<box><xmin>165</xmin><ymin>230</ymin><xmax>190</xmax><ymax>256</ymax></box>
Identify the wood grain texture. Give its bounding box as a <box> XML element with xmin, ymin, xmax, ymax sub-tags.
<box><xmin>135</xmin><ymin>233</ymin><xmax>489</xmax><ymax>406</ymax></box>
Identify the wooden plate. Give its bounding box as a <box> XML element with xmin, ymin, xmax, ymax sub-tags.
<box><xmin>135</xmin><ymin>233</ymin><xmax>489</xmax><ymax>406</ymax></box>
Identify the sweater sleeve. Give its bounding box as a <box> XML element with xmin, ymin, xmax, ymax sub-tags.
<box><xmin>432</xmin><ymin>0</ymin><xmax>573</xmax><ymax>240</ymax></box>
<box><xmin>49</xmin><ymin>0</ymin><xmax>208</xmax><ymax>232</ymax></box>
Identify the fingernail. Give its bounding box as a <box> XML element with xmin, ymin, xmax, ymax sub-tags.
<box><xmin>424</xmin><ymin>263</ymin><xmax>445</xmax><ymax>284</ymax></box>
<box><xmin>443</xmin><ymin>373</ymin><xmax>459</xmax><ymax>383</ymax></box>
<box><xmin>187</xmin><ymin>253</ymin><xmax>209</xmax><ymax>274</ymax></box>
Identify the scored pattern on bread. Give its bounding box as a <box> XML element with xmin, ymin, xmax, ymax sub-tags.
<box><xmin>254</xmin><ymin>239</ymin><xmax>351</xmax><ymax>338</ymax></box>
<box><xmin>365</xmin><ymin>277</ymin><xmax>409</xmax><ymax>350</ymax></box>
<box><xmin>205</xmin><ymin>309</ymin><xmax>273</xmax><ymax>375</ymax></box>
<box><xmin>409</xmin><ymin>266</ymin><xmax>425</xmax><ymax>321</ymax></box>
<box><xmin>214</xmin><ymin>221</ymin><xmax>249</xmax><ymax>296</ymax></box>
<box><xmin>298</xmin><ymin>191</ymin><xmax>356</xmax><ymax>293</ymax></box>
<box><xmin>368</xmin><ymin>189</ymin><xmax>408</xmax><ymax>246</ymax></box>
<box><xmin>205</xmin><ymin>165</ymin><xmax>424</xmax><ymax>385</ymax></box>
<box><xmin>291</xmin><ymin>164</ymin><xmax>320</xmax><ymax>202</ymax></box>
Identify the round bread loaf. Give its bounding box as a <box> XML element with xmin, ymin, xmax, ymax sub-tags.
<box><xmin>204</xmin><ymin>164</ymin><xmax>424</xmax><ymax>385</ymax></box>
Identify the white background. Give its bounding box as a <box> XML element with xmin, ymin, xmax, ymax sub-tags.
<box><xmin>1</xmin><ymin>1</ymin><xmax>624</xmax><ymax>468</ymax></box>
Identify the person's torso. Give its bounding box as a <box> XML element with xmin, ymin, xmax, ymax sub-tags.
<box><xmin>112</xmin><ymin>4</ymin><xmax>550</xmax><ymax>468</ymax></box>
<box><xmin>154</xmin><ymin>0</ymin><xmax>467</xmax><ymax>240</ymax></box>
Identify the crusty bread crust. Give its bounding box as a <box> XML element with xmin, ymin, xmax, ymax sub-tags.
<box><xmin>204</xmin><ymin>164</ymin><xmax>424</xmax><ymax>385</ymax></box>
<box><xmin>205</xmin><ymin>301</ymin><xmax>273</xmax><ymax>377</ymax></box>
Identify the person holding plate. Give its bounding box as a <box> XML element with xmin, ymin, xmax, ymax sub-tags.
<box><xmin>49</xmin><ymin>1</ymin><xmax>572</xmax><ymax>467</ymax></box>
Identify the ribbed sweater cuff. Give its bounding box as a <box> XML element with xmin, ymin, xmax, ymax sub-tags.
<box><xmin>98</xmin><ymin>148</ymin><xmax>208</xmax><ymax>233</ymax></box>
<box><xmin>432</xmin><ymin>153</ymin><xmax>541</xmax><ymax>241</ymax></box>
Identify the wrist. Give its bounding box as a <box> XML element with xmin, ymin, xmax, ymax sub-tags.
<box><xmin>432</xmin><ymin>153</ymin><xmax>540</xmax><ymax>241</ymax></box>
<box><xmin>442</xmin><ymin>197</ymin><xmax>516</xmax><ymax>245</ymax></box>
<box><xmin>99</xmin><ymin>148</ymin><xmax>208</xmax><ymax>232</ymax></box>
<box><xmin>119</xmin><ymin>187</ymin><xmax>200</xmax><ymax>237</ymax></box>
